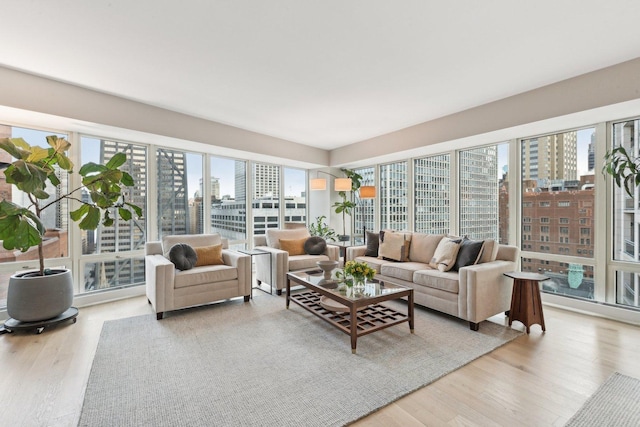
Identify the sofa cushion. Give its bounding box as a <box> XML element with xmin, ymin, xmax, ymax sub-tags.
<box><xmin>452</xmin><ymin>237</ymin><xmax>485</xmax><ymax>271</ymax></box>
<box><xmin>280</xmin><ymin>238</ymin><xmax>307</xmax><ymax>256</ymax></box>
<box><xmin>479</xmin><ymin>239</ymin><xmax>498</xmax><ymax>263</ymax></box>
<box><xmin>174</xmin><ymin>264</ymin><xmax>238</xmax><ymax>289</ymax></box>
<box><xmin>266</xmin><ymin>228</ymin><xmax>310</xmax><ymax>249</ymax></box>
<box><xmin>409</xmin><ymin>233</ymin><xmax>445</xmax><ymax>264</ymax></box>
<box><xmin>429</xmin><ymin>237</ymin><xmax>462</xmax><ymax>272</ymax></box>
<box><xmin>413</xmin><ymin>269</ymin><xmax>460</xmax><ymax>294</ymax></box>
<box><xmin>365</xmin><ymin>231</ymin><xmax>380</xmax><ymax>257</ymax></box>
<box><xmin>193</xmin><ymin>244</ymin><xmax>224</xmax><ymax>267</ymax></box>
<box><xmin>168</xmin><ymin>243</ymin><xmax>197</xmax><ymax>270</ymax></box>
<box><xmin>304</xmin><ymin>236</ymin><xmax>327</xmax><ymax>255</ymax></box>
<box><xmin>379</xmin><ymin>230</ymin><xmax>412</xmax><ymax>262</ymax></box>
<box><xmin>289</xmin><ymin>254</ymin><xmax>330</xmax><ymax>271</ymax></box>
<box><xmin>381</xmin><ymin>262</ymin><xmax>432</xmax><ymax>282</ymax></box>
<box><xmin>162</xmin><ymin>234</ymin><xmax>221</xmax><ymax>258</ymax></box>
<box><xmin>353</xmin><ymin>255</ymin><xmax>388</xmax><ymax>273</ymax></box>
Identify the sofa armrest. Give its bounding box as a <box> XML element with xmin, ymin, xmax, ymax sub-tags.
<box><xmin>254</xmin><ymin>246</ymin><xmax>289</xmax><ymax>290</ymax></box>
<box><xmin>346</xmin><ymin>245</ymin><xmax>367</xmax><ymax>260</ymax></box>
<box><xmin>146</xmin><ymin>241</ymin><xmax>163</xmax><ymax>256</ymax></box>
<box><xmin>145</xmin><ymin>254</ymin><xmax>176</xmax><ymax>314</ymax></box>
<box><xmin>324</xmin><ymin>245</ymin><xmax>339</xmax><ymax>261</ymax></box>
<box><xmin>222</xmin><ymin>250</ymin><xmax>251</xmax><ymax>295</ymax></box>
<box><xmin>459</xmin><ymin>260</ymin><xmax>517</xmax><ymax>323</ymax></box>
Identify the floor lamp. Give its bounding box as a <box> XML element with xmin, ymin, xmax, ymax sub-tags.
<box><xmin>359</xmin><ymin>186</ymin><xmax>376</xmax><ymax>243</ymax></box>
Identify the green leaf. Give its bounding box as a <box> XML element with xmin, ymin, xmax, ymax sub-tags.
<box><xmin>125</xmin><ymin>201</ymin><xmax>143</xmax><ymax>217</ymax></box>
<box><xmin>78</xmin><ymin>206</ymin><xmax>101</xmax><ymax>230</ymax></box>
<box><xmin>121</xmin><ymin>171</ymin><xmax>134</xmax><ymax>186</ymax></box>
<box><xmin>79</xmin><ymin>162</ymin><xmax>106</xmax><ymax>177</ymax></box>
<box><xmin>70</xmin><ymin>204</ymin><xmax>90</xmax><ymax>222</ymax></box>
<box><xmin>105</xmin><ymin>152</ymin><xmax>126</xmax><ymax>169</ymax></box>
<box><xmin>0</xmin><ymin>138</ymin><xmax>30</xmax><ymax>159</ymax></box>
<box><xmin>118</xmin><ymin>207</ymin><xmax>132</xmax><ymax>221</ymax></box>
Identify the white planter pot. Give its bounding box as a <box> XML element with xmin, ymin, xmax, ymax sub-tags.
<box><xmin>7</xmin><ymin>269</ymin><xmax>74</xmax><ymax>322</ymax></box>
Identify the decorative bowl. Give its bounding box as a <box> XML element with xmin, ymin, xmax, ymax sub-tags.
<box><xmin>317</xmin><ymin>260</ymin><xmax>339</xmax><ymax>278</ymax></box>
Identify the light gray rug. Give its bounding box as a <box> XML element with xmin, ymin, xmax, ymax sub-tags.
<box><xmin>566</xmin><ymin>372</ymin><xmax>640</xmax><ymax>427</ymax></box>
<box><xmin>79</xmin><ymin>294</ymin><xmax>521</xmax><ymax>427</ymax></box>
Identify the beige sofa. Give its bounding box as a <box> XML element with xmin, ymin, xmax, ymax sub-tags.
<box><xmin>347</xmin><ymin>232</ymin><xmax>519</xmax><ymax>330</ymax></box>
<box><xmin>254</xmin><ymin>228</ymin><xmax>340</xmax><ymax>295</ymax></box>
<box><xmin>145</xmin><ymin>234</ymin><xmax>251</xmax><ymax>319</ymax></box>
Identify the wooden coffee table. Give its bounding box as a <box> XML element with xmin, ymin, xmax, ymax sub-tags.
<box><xmin>286</xmin><ymin>269</ymin><xmax>414</xmax><ymax>354</ymax></box>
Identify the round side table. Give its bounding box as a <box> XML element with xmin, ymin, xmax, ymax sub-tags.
<box><xmin>504</xmin><ymin>271</ymin><xmax>549</xmax><ymax>334</ymax></box>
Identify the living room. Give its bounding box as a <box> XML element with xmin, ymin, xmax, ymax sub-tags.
<box><xmin>2</xmin><ymin>2</ymin><xmax>640</xmax><ymax>426</ymax></box>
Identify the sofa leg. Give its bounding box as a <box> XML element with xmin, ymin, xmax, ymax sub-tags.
<box><xmin>257</xmin><ymin>279</ymin><xmax>262</xmax><ymax>285</ymax></box>
<box><xmin>156</xmin><ymin>312</ymin><xmax>164</xmax><ymax>320</ymax></box>
<box><xmin>244</xmin><ymin>295</ymin><xmax>250</xmax><ymax>302</ymax></box>
<box><xmin>147</xmin><ymin>298</ymin><xmax>151</xmax><ymax>304</ymax></box>
<box><xmin>505</xmin><ymin>310</ymin><xmax>510</xmax><ymax>316</ymax></box>
<box><xmin>469</xmin><ymin>322</ymin><xmax>479</xmax><ymax>331</ymax></box>
<box><xmin>277</xmin><ymin>289</ymin><xmax>283</xmax><ymax>296</ymax></box>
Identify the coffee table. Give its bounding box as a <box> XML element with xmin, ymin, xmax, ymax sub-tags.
<box><xmin>286</xmin><ymin>269</ymin><xmax>414</xmax><ymax>354</ymax></box>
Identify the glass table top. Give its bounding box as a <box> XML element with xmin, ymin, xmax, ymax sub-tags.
<box><xmin>288</xmin><ymin>268</ymin><xmax>409</xmax><ymax>301</ymax></box>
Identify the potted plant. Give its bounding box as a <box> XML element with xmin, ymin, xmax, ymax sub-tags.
<box><xmin>0</xmin><ymin>135</ymin><xmax>141</xmax><ymax>323</ymax></box>
<box><xmin>308</xmin><ymin>215</ymin><xmax>337</xmax><ymax>242</ymax></box>
<box><xmin>332</xmin><ymin>168</ymin><xmax>362</xmax><ymax>241</ymax></box>
<box><xmin>603</xmin><ymin>145</ymin><xmax>640</xmax><ymax>197</ymax></box>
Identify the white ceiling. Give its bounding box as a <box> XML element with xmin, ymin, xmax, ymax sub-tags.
<box><xmin>2</xmin><ymin>1</ymin><xmax>640</xmax><ymax>150</ymax></box>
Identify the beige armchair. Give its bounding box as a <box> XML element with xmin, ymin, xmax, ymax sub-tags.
<box><xmin>145</xmin><ymin>234</ymin><xmax>251</xmax><ymax>319</ymax></box>
<box><xmin>254</xmin><ymin>228</ymin><xmax>339</xmax><ymax>295</ymax></box>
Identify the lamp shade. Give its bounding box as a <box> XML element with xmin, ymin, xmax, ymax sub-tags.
<box><xmin>310</xmin><ymin>178</ymin><xmax>327</xmax><ymax>191</ymax></box>
<box><xmin>359</xmin><ymin>185</ymin><xmax>376</xmax><ymax>199</ymax></box>
<box><xmin>334</xmin><ymin>178</ymin><xmax>352</xmax><ymax>191</ymax></box>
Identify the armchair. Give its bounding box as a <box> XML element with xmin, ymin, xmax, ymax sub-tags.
<box><xmin>145</xmin><ymin>234</ymin><xmax>251</xmax><ymax>319</ymax></box>
<box><xmin>253</xmin><ymin>228</ymin><xmax>339</xmax><ymax>295</ymax></box>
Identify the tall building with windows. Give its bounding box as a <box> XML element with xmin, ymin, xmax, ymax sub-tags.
<box><xmin>380</xmin><ymin>162</ymin><xmax>408</xmax><ymax>230</ymax></box>
<box><xmin>459</xmin><ymin>147</ymin><xmax>499</xmax><ymax>239</ymax></box>
<box><xmin>253</xmin><ymin>163</ymin><xmax>279</xmax><ymax>199</ymax></box>
<box><xmin>522</xmin><ymin>132</ymin><xmax>578</xmax><ymax>181</ymax></box>
<box><xmin>414</xmin><ymin>155</ymin><xmax>450</xmax><ymax>235</ymax></box>
<box><xmin>157</xmin><ymin>149</ymin><xmax>189</xmax><ymax>235</ymax></box>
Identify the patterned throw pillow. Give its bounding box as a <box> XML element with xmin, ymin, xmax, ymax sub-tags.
<box><xmin>429</xmin><ymin>237</ymin><xmax>463</xmax><ymax>272</ymax></box>
<box><xmin>193</xmin><ymin>244</ymin><xmax>224</xmax><ymax>267</ymax></box>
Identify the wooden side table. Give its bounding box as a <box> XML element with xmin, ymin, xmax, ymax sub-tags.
<box><xmin>504</xmin><ymin>271</ymin><xmax>549</xmax><ymax>334</ymax></box>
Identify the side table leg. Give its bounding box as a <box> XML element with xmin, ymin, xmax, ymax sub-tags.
<box><xmin>408</xmin><ymin>291</ymin><xmax>415</xmax><ymax>333</ymax></box>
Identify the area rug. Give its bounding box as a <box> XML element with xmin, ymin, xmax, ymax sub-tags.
<box><xmin>78</xmin><ymin>295</ymin><xmax>521</xmax><ymax>426</ymax></box>
<box><xmin>565</xmin><ymin>372</ymin><xmax>640</xmax><ymax>427</ymax></box>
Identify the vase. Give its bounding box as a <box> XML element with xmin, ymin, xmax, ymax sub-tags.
<box><xmin>353</xmin><ymin>276</ymin><xmax>365</xmax><ymax>291</ymax></box>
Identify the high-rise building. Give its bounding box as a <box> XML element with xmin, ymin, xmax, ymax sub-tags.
<box><xmin>459</xmin><ymin>146</ymin><xmax>499</xmax><ymax>240</ymax></box>
<box><xmin>253</xmin><ymin>163</ymin><xmax>279</xmax><ymax>198</ymax></box>
<box><xmin>414</xmin><ymin>155</ymin><xmax>450</xmax><ymax>235</ymax></box>
<box><xmin>157</xmin><ymin>148</ymin><xmax>189</xmax><ymax>235</ymax></box>
<box><xmin>588</xmin><ymin>132</ymin><xmax>595</xmax><ymax>171</ymax></box>
<box><xmin>521</xmin><ymin>132</ymin><xmax>578</xmax><ymax>181</ymax></box>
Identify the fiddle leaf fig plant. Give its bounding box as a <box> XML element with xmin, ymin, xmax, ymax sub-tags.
<box><xmin>0</xmin><ymin>135</ymin><xmax>142</xmax><ymax>276</ymax></box>
<box><xmin>332</xmin><ymin>168</ymin><xmax>362</xmax><ymax>238</ymax></box>
<box><xmin>603</xmin><ymin>146</ymin><xmax>640</xmax><ymax>197</ymax></box>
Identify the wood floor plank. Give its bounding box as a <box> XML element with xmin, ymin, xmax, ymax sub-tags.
<box><xmin>0</xmin><ymin>298</ymin><xmax>639</xmax><ymax>426</ymax></box>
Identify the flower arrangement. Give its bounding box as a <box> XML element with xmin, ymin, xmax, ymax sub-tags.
<box><xmin>337</xmin><ymin>260</ymin><xmax>375</xmax><ymax>287</ymax></box>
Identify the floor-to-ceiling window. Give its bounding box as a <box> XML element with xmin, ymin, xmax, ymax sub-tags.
<box><xmin>283</xmin><ymin>167</ymin><xmax>306</xmax><ymax>227</ymax></box>
<box><xmin>252</xmin><ymin>162</ymin><xmax>280</xmax><ymax>235</ymax></box>
<box><xmin>414</xmin><ymin>154</ymin><xmax>449</xmax><ymax>234</ymax></box>
<box><xmin>0</xmin><ymin>125</ymin><xmax>70</xmax><ymax>306</ymax></box>
<box><xmin>353</xmin><ymin>166</ymin><xmax>375</xmax><ymax>245</ymax></box>
<box><xmin>520</xmin><ymin>128</ymin><xmax>596</xmax><ymax>300</ymax></box>
<box><xmin>459</xmin><ymin>143</ymin><xmax>509</xmax><ymax>242</ymax></box>
<box><xmin>80</xmin><ymin>136</ymin><xmax>147</xmax><ymax>291</ymax></box>
<box><xmin>380</xmin><ymin>161</ymin><xmax>408</xmax><ymax>231</ymax></box>
<box><xmin>611</xmin><ymin>118</ymin><xmax>640</xmax><ymax>309</ymax></box>
<box><xmin>210</xmin><ymin>156</ymin><xmax>246</xmax><ymax>247</ymax></box>
<box><xmin>156</xmin><ymin>149</ymin><xmax>202</xmax><ymax>238</ymax></box>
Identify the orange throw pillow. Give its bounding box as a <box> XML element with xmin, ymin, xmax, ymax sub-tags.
<box><xmin>279</xmin><ymin>238</ymin><xmax>306</xmax><ymax>256</ymax></box>
<box><xmin>193</xmin><ymin>244</ymin><xmax>224</xmax><ymax>267</ymax></box>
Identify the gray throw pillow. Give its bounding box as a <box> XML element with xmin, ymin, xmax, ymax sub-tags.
<box><xmin>365</xmin><ymin>231</ymin><xmax>379</xmax><ymax>257</ymax></box>
<box><xmin>168</xmin><ymin>243</ymin><xmax>197</xmax><ymax>270</ymax></box>
<box><xmin>304</xmin><ymin>236</ymin><xmax>326</xmax><ymax>255</ymax></box>
<box><xmin>452</xmin><ymin>237</ymin><xmax>485</xmax><ymax>271</ymax></box>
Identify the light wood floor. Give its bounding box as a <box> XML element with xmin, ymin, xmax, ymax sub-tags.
<box><xmin>1</xmin><ymin>295</ymin><xmax>639</xmax><ymax>427</ymax></box>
